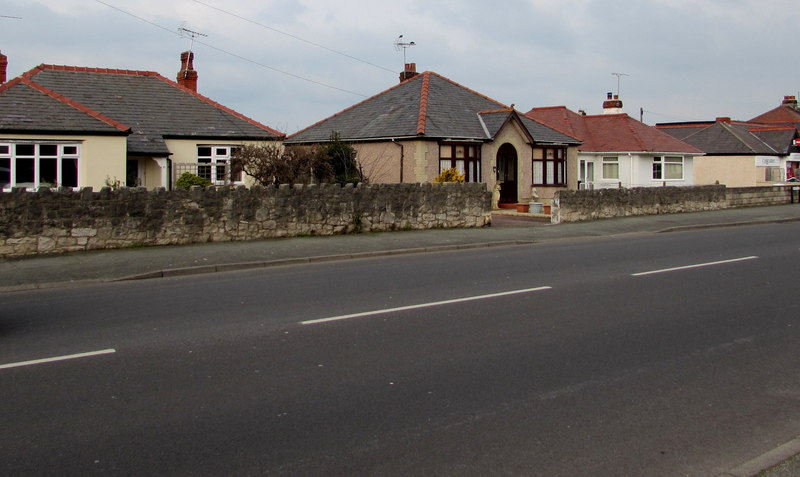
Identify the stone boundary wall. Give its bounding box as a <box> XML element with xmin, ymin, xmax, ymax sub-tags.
<box><xmin>553</xmin><ymin>185</ymin><xmax>797</xmax><ymax>223</ymax></box>
<box><xmin>0</xmin><ymin>183</ymin><xmax>491</xmax><ymax>257</ymax></box>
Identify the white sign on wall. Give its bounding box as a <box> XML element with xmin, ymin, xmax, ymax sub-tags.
<box><xmin>755</xmin><ymin>156</ymin><xmax>781</xmax><ymax>167</ymax></box>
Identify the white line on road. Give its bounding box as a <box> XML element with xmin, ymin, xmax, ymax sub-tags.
<box><xmin>632</xmin><ymin>256</ymin><xmax>759</xmax><ymax>277</ymax></box>
<box><xmin>301</xmin><ymin>286</ymin><xmax>552</xmax><ymax>325</ymax></box>
<box><xmin>0</xmin><ymin>349</ymin><xmax>116</xmax><ymax>371</ymax></box>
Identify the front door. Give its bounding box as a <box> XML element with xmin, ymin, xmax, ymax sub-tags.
<box><xmin>579</xmin><ymin>159</ymin><xmax>594</xmax><ymax>189</ymax></box>
<box><xmin>497</xmin><ymin>144</ymin><xmax>518</xmax><ymax>204</ymax></box>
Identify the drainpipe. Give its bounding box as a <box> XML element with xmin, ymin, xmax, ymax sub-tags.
<box><xmin>391</xmin><ymin>138</ymin><xmax>404</xmax><ymax>183</ymax></box>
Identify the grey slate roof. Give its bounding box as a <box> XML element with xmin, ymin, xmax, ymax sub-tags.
<box><xmin>287</xmin><ymin>72</ymin><xmax>579</xmax><ymax>145</ymax></box>
<box><xmin>658</xmin><ymin>121</ymin><xmax>782</xmax><ymax>155</ymax></box>
<box><xmin>1</xmin><ymin>65</ymin><xmax>283</xmax><ymax>156</ymax></box>
<box><xmin>751</xmin><ymin>128</ymin><xmax>797</xmax><ymax>154</ymax></box>
<box><xmin>0</xmin><ymin>79</ymin><xmax>127</xmax><ymax>134</ymax></box>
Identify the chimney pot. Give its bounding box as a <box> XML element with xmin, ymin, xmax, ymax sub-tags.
<box><xmin>0</xmin><ymin>51</ymin><xmax>7</xmax><ymax>85</ymax></box>
<box><xmin>177</xmin><ymin>51</ymin><xmax>198</xmax><ymax>92</ymax></box>
<box><xmin>399</xmin><ymin>63</ymin><xmax>419</xmax><ymax>83</ymax></box>
<box><xmin>607</xmin><ymin>92</ymin><xmax>613</xmax><ymax>99</ymax></box>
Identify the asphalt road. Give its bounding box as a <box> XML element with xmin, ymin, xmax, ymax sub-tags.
<box><xmin>1</xmin><ymin>222</ymin><xmax>799</xmax><ymax>476</ymax></box>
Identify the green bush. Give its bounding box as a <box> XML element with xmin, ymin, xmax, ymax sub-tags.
<box><xmin>176</xmin><ymin>172</ymin><xmax>211</xmax><ymax>190</ymax></box>
<box><xmin>433</xmin><ymin>168</ymin><xmax>465</xmax><ymax>183</ymax></box>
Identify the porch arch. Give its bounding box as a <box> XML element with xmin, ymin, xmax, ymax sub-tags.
<box><xmin>496</xmin><ymin>143</ymin><xmax>518</xmax><ymax>204</ymax></box>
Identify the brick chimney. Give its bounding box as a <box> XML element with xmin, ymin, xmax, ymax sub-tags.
<box><xmin>177</xmin><ymin>51</ymin><xmax>198</xmax><ymax>92</ymax></box>
<box><xmin>782</xmin><ymin>95</ymin><xmax>798</xmax><ymax>110</ymax></box>
<box><xmin>602</xmin><ymin>92</ymin><xmax>623</xmax><ymax>114</ymax></box>
<box><xmin>0</xmin><ymin>50</ymin><xmax>7</xmax><ymax>85</ymax></box>
<box><xmin>399</xmin><ymin>63</ymin><xmax>418</xmax><ymax>83</ymax></box>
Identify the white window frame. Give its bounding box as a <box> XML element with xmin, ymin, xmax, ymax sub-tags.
<box><xmin>602</xmin><ymin>156</ymin><xmax>619</xmax><ymax>180</ymax></box>
<box><xmin>197</xmin><ymin>145</ymin><xmax>243</xmax><ymax>185</ymax></box>
<box><xmin>652</xmin><ymin>155</ymin><xmax>684</xmax><ymax>181</ymax></box>
<box><xmin>0</xmin><ymin>142</ymin><xmax>80</xmax><ymax>191</ymax></box>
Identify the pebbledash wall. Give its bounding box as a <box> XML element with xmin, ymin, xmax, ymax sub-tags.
<box><xmin>0</xmin><ymin>183</ymin><xmax>491</xmax><ymax>257</ymax></box>
<box><xmin>552</xmin><ymin>185</ymin><xmax>799</xmax><ymax>223</ymax></box>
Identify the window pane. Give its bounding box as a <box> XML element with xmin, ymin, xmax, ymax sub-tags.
<box><xmin>546</xmin><ymin>160</ymin><xmax>555</xmax><ymax>184</ymax></box>
<box><xmin>440</xmin><ymin>146</ymin><xmax>451</xmax><ymax>159</ymax></box>
<box><xmin>62</xmin><ymin>158</ymin><xmax>78</xmax><ymax>187</ymax></box>
<box><xmin>0</xmin><ymin>145</ymin><xmax>10</xmax><ymax>155</ymax></box>
<box><xmin>533</xmin><ymin>161</ymin><xmax>544</xmax><ymax>184</ymax></box>
<box><xmin>63</xmin><ymin>146</ymin><xmax>78</xmax><ymax>155</ymax></box>
<box><xmin>198</xmin><ymin>147</ymin><xmax>212</xmax><ymax>157</ymax></box>
<box><xmin>653</xmin><ymin>163</ymin><xmax>662</xmax><ymax>180</ymax></box>
<box><xmin>665</xmin><ymin>163</ymin><xmax>682</xmax><ymax>179</ymax></box>
<box><xmin>40</xmin><ymin>158</ymin><xmax>57</xmax><ymax>186</ymax></box>
<box><xmin>230</xmin><ymin>157</ymin><xmax>243</xmax><ymax>182</ymax></box>
<box><xmin>455</xmin><ymin>159</ymin><xmax>465</xmax><ymax>175</ymax></box>
<box><xmin>603</xmin><ymin>163</ymin><xmax>619</xmax><ymax>180</ymax></box>
<box><xmin>16</xmin><ymin>144</ymin><xmax>34</xmax><ymax>156</ymax></box>
<box><xmin>16</xmin><ymin>158</ymin><xmax>34</xmax><ymax>184</ymax></box>
<box><xmin>440</xmin><ymin>160</ymin><xmax>451</xmax><ymax>172</ymax></box>
<box><xmin>455</xmin><ymin>146</ymin><xmax>465</xmax><ymax>159</ymax></box>
<box><xmin>557</xmin><ymin>161</ymin><xmax>564</xmax><ymax>184</ymax></box>
<box><xmin>215</xmin><ymin>148</ymin><xmax>228</xmax><ymax>156</ymax></box>
<box><xmin>40</xmin><ymin>144</ymin><xmax>58</xmax><ymax>156</ymax></box>
<box><xmin>0</xmin><ymin>158</ymin><xmax>9</xmax><ymax>187</ymax></box>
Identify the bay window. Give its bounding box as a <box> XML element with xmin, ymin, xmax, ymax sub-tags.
<box><xmin>439</xmin><ymin>143</ymin><xmax>481</xmax><ymax>182</ymax></box>
<box><xmin>532</xmin><ymin>146</ymin><xmax>566</xmax><ymax>186</ymax></box>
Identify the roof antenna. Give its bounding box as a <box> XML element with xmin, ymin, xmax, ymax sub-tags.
<box><xmin>394</xmin><ymin>35</ymin><xmax>416</xmax><ymax>66</ymax></box>
<box><xmin>611</xmin><ymin>72</ymin><xmax>629</xmax><ymax>97</ymax></box>
<box><xmin>178</xmin><ymin>26</ymin><xmax>208</xmax><ymax>53</ymax></box>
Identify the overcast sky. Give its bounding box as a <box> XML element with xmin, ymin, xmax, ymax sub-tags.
<box><xmin>1</xmin><ymin>0</ymin><xmax>797</xmax><ymax>134</ymax></box>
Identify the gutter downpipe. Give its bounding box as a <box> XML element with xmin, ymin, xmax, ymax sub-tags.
<box><xmin>391</xmin><ymin>138</ymin><xmax>404</xmax><ymax>183</ymax></box>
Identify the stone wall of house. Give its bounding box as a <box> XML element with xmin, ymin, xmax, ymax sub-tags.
<box><xmin>0</xmin><ymin>183</ymin><xmax>492</xmax><ymax>257</ymax></box>
<box><xmin>552</xmin><ymin>185</ymin><xmax>797</xmax><ymax>223</ymax></box>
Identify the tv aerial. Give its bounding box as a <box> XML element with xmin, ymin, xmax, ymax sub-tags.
<box><xmin>611</xmin><ymin>72</ymin><xmax>629</xmax><ymax>96</ymax></box>
<box><xmin>394</xmin><ymin>34</ymin><xmax>415</xmax><ymax>65</ymax></box>
<box><xmin>178</xmin><ymin>25</ymin><xmax>207</xmax><ymax>52</ymax></box>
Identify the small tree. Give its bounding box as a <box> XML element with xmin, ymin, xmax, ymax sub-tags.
<box><xmin>433</xmin><ymin>168</ymin><xmax>465</xmax><ymax>183</ymax></box>
<box><xmin>232</xmin><ymin>143</ymin><xmax>333</xmax><ymax>186</ymax></box>
<box><xmin>322</xmin><ymin>132</ymin><xmax>361</xmax><ymax>185</ymax></box>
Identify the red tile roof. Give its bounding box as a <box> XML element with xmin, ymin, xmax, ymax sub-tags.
<box><xmin>749</xmin><ymin>104</ymin><xmax>800</xmax><ymax>125</ymax></box>
<box><xmin>526</xmin><ymin>106</ymin><xmax>701</xmax><ymax>154</ymax></box>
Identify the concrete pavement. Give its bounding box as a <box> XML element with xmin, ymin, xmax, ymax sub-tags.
<box><xmin>1</xmin><ymin>203</ymin><xmax>800</xmax><ymax>476</ymax></box>
<box><xmin>2</xmin><ymin>204</ymin><xmax>800</xmax><ymax>292</ymax></box>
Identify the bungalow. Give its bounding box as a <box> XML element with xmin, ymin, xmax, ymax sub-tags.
<box><xmin>0</xmin><ymin>50</ymin><xmax>284</xmax><ymax>191</ymax></box>
<box><xmin>526</xmin><ymin>94</ymin><xmax>702</xmax><ymax>190</ymax></box>
<box><xmin>749</xmin><ymin>95</ymin><xmax>800</xmax><ymax>180</ymax></box>
<box><xmin>656</xmin><ymin>112</ymin><xmax>799</xmax><ymax>187</ymax></box>
<box><xmin>286</xmin><ymin>64</ymin><xmax>581</xmax><ymax>209</ymax></box>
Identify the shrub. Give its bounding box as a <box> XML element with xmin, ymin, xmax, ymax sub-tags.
<box><xmin>433</xmin><ymin>168</ymin><xmax>465</xmax><ymax>183</ymax></box>
<box><xmin>176</xmin><ymin>172</ymin><xmax>211</xmax><ymax>190</ymax></box>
